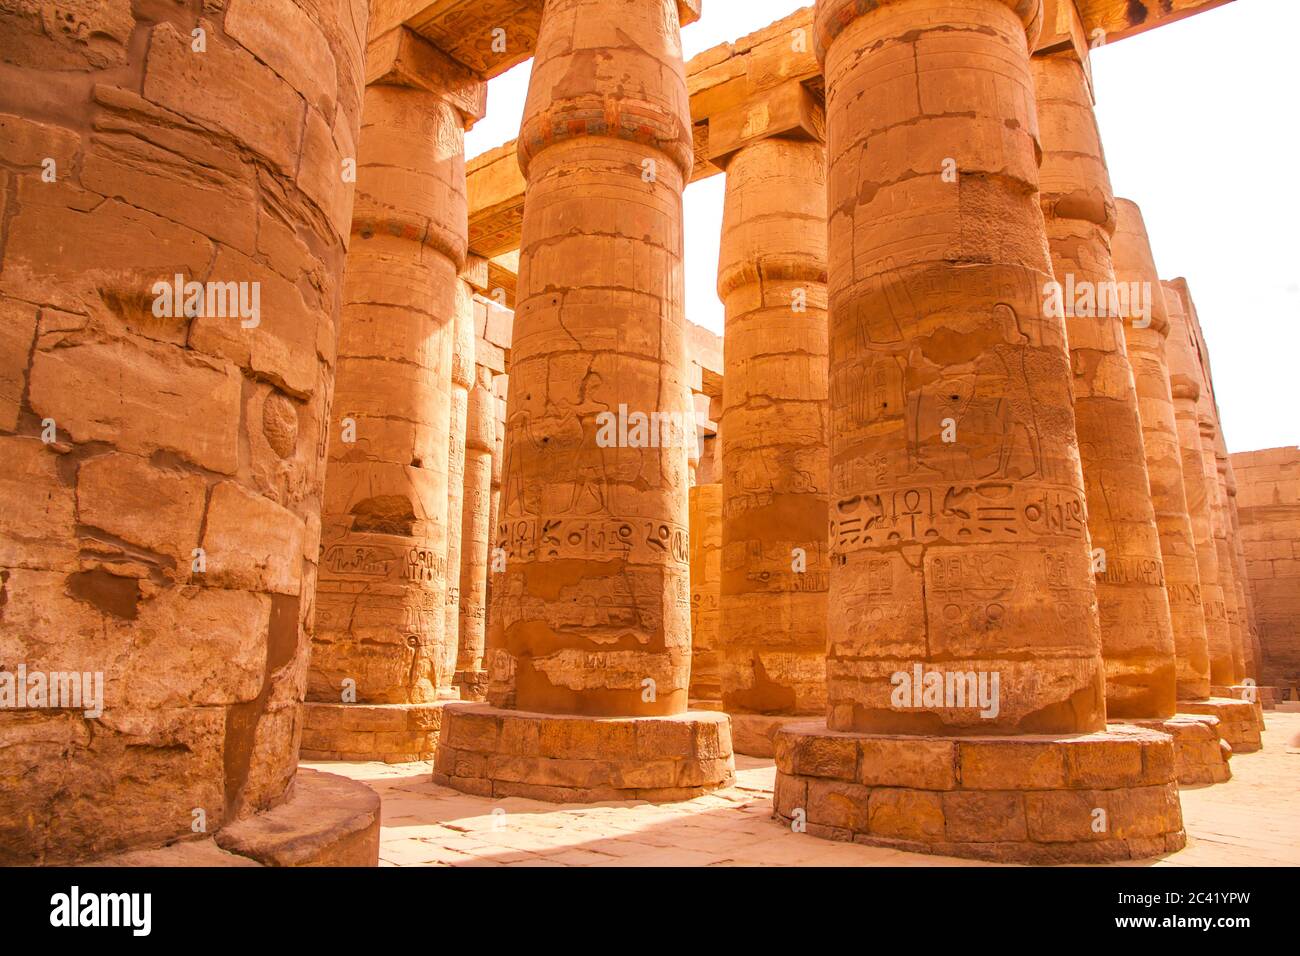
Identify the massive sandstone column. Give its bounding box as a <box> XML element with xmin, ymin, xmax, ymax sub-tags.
<box><xmin>1155</xmin><ymin>276</ymin><xmax>1263</xmax><ymax>752</ymax></box>
<box><xmin>716</xmin><ymin>135</ymin><xmax>830</xmax><ymax>755</ymax></box>
<box><xmin>456</xmin><ymin>357</ymin><xmax>496</xmax><ymax>700</ymax></box>
<box><xmin>1161</xmin><ymin>281</ymin><xmax>1219</xmax><ymax>700</ymax></box>
<box><xmin>443</xmin><ymin>281</ymin><xmax>475</xmax><ymax>677</ymax></box>
<box><xmin>0</xmin><ymin>0</ymin><xmax>379</xmax><ymax>864</ymax></box>
<box><xmin>688</xmin><ymin>483</ymin><xmax>723</xmax><ymax>705</ymax></box>
<box><xmin>435</xmin><ymin>0</ymin><xmax>734</xmax><ymax>802</ymax></box>
<box><xmin>774</xmin><ymin>0</ymin><xmax>1183</xmax><ymax>863</ymax></box>
<box><xmin>1031</xmin><ymin>51</ymin><xmax>1176</xmax><ymax>721</ymax></box>
<box><xmin>304</xmin><ymin>38</ymin><xmax>485</xmax><ymax>763</ymax></box>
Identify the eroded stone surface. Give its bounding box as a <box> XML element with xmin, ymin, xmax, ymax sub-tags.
<box><xmin>0</xmin><ymin>0</ymin><xmax>368</xmax><ymax>865</ymax></box>
<box><xmin>716</xmin><ymin>136</ymin><xmax>830</xmax><ymax>748</ymax></box>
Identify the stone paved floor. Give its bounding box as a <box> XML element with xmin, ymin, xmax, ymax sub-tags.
<box><xmin>303</xmin><ymin>711</ymin><xmax>1300</xmax><ymax>867</ymax></box>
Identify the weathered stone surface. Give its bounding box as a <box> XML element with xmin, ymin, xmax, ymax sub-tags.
<box><xmin>434</xmin><ymin>704</ymin><xmax>734</xmax><ymax>802</ymax></box>
<box><xmin>0</xmin><ymin>0</ymin><xmax>369</xmax><ymax>863</ymax></box>
<box><xmin>490</xmin><ymin>0</ymin><xmax>696</xmax><ymax>716</ymax></box>
<box><xmin>717</xmin><ymin>135</ymin><xmax>830</xmax><ymax>747</ymax></box>
<box><xmin>1033</xmin><ymin>51</ymin><xmax>1176</xmax><ymax>720</ymax></box>
<box><xmin>213</xmin><ymin>769</ymin><xmax>380</xmax><ymax>867</ymax></box>
<box><xmin>308</xmin><ymin>75</ymin><xmax>477</xmax><ymax>746</ymax></box>
<box><xmin>456</xmin><ymin>358</ymin><xmax>496</xmax><ymax>699</ymax></box>
<box><xmin>1233</xmin><ymin>446</ymin><xmax>1300</xmax><ymax>689</ymax></box>
<box><xmin>688</xmin><ymin>482</ymin><xmax>723</xmax><ymax>703</ymax></box>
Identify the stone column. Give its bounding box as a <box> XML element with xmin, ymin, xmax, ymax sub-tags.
<box><xmin>443</xmin><ymin>281</ymin><xmax>475</xmax><ymax>679</ymax></box>
<box><xmin>0</xmin><ymin>0</ymin><xmax>379</xmax><ymax>864</ymax></box>
<box><xmin>1215</xmin><ymin>437</ymin><xmax>1252</xmax><ymax>682</ymax></box>
<box><xmin>435</xmin><ymin>0</ymin><xmax>734</xmax><ymax>803</ymax></box>
<box><xmin>304</xmin><ymin>36</ymin><xmax>485</xmax><ymax>763</ymax></box>
<box><xmin>1032</xmin><ymin>51</ymin><xmax>1176</xmax><ymax>721</ymax></box>
<box><xmin>456</xmin><ymin>359</ymin><xmax>496</xmax><ymax>700</ymax></box>
<box><xmin>689</xmin><ymin>483</ymin><xmax>723</xmax><ymax>706</ymax></box>
<box><xmin>1159</xmin><ymin>277</ymin><xmax>1262</xmax><ymax>752</ymax></box>
<box><xmin>1161</xmin><ymin>281</ymin><xmax>1219</xmax><ymax>700</ymax></box>
<box><xmin>774</xmin><ymin>0</ymin><xmax>1183</xmax><ymax>863</ymax></box>
<box><xmin>1220</xmin><ymin>457</ymin><xmax>1264</xmax><ymax>683</ymax></box>
<box><xmin>715</xmin><ymin>135</ymin><xmax>830</xmax><ymax>756</ymax></box>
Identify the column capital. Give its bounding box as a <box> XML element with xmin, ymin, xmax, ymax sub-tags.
<box><xmin>814</xmin><ymin>0</ymin><xmax>1043</xmax><ymax>65</ymax></box>
<box><xmin>517</xmin><ymin>0</ymin><xmax>694</xmax><ymax>179</ymax></box>
<box><xmin>366</xmin><ymin>26</ymin><xmax>487</xmax><ymax>129</ymax></box>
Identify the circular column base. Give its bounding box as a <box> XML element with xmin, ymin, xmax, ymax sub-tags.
<box><xmin>1178</xmin><ymin>698</ymin><xmax>1263</xmax><ymax>753</ymax></box>
<box><xmin>88</xmin><ymin>769</ymin><xmax>381</xmax><ymax>867</ymax></box>
<box><xmin>433</xmin><ymin>703</ymin><xmax>735</xmax><ymax>803</ymax></box>
<box><xmin>729</xmin><ymin>712</ymin><xmax>818</xmax><ymax>758</ymax></box>
<box><xmin>1115</xmin><ymin>715</ymin><xmax>1231</xmax><ymax>785</ymax></box>
<box><xmin>772</xmin><ymin>721</ymin><xmax>1185</xmax><ymax>864</ymax></box>
<box><xmin>301</xmin><ymin>701</ymin><xmax>449</xmax><ymax>763</ymax></box>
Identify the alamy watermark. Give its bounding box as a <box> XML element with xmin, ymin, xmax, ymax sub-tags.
<box><xmin>595</xmin><ymin>404</ymin><xmax>696</xmax><ymax>450</ymax></box>
<box><xmin>1042</xmin><ymin>275</ymin><xmax>1152</xmax><ymax>328</ymax></box>
<box><xmin>1</xmin><ymin>665</ymin><xmax>103</xmax><ymax>718</ymax></box>
<box><xmin>891</xmin><ymin>664</ymin><xmax>1000</xmax><ymax>718</ymax></box>
<box><xmin>152</xmin><ymin>274</ymin><xmax>261</xmax><ymax>328</ymax></box>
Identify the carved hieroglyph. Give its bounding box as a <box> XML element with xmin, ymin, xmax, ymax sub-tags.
<box><xmin>312</xmin><ymin>61</ymin><xmax>481</xmax><ymax>709</ymax></box>
<box><xmin>488</xmin><ymin>0</ymin><xmax>697</xmax><ymax>716</ymax></box>
<box><xmin>819</xmin><ymin>0</ymin><xmax>1106</xmax><ymax>735</ymax></box>
<box><xmin>1032</xmin><ymin>52</ymin><xmax>1176</xmax><ymax>719</ymax></box>
<box><xmin>1112</xmin><ymin>201</ymin><xmax>1213</xmax><ymax>698</ymax></box>
<box><xmin>0</xmin><ymin>0</ymin><xmax>368</xmax><ymax>863</ymax></box>
<box><xmin>717</xmin><ymin>137</ymin><xmax>829</xmax><ymax>735</ymax></box>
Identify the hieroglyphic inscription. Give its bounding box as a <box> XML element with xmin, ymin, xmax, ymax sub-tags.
<box><xmin>830</xmin><ymin>483</ymin><xmax>1087</xmax><ymax>553</ymax></box>
<box><xmin>496</xmin><ymin>515</ymin><xmax>689</xmax><ymax>565</ymax></box>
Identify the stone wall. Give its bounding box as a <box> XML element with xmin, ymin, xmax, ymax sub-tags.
<box><xmin>1232</xmin><ymin>447</ymin><xmax>1300</xmax><ymax>687</ymax></box>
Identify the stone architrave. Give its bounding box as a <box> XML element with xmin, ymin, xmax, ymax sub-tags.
<box><xmin>715</xmin><ymin>135</ymin><xmax>831</xmax><ymax>756</ymax></box>
<box><xmin>435</xmin><ymin>0</ymin><xmax>735</xmax><ymax>803</ymax></box>
<box><xmin>771</xmin><ymin>0</ymin><xmax>1185</xmax><ymax>864</ymax></box>
<box><xmin>304</xmin><ymin>35</ymin><xmax>486</xmax><ymax>763</ymax></box>
<box><xmin>0</xmin><ymin>0</ymin><xmax>378</xmax><ymax>864</ymax></box>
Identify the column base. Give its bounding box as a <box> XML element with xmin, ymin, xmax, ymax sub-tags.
<box><xmin>1114</xmin><ymin>715</ymin><xmax>1231</xmax><ymax>785</ymax></box>
<box><xmin>88</xmin><ymin>769</ymin><xmax>381</xmax><ymax>867</ymax></box>
<box><xmin>1178</xmin><ymin>697</ymin><xmax>1263</xmax><ymax>753</ymax></box>
<box><xmin>772</xmin><ymin>722</ymin><xmax>1185</xmax><ymax>864</ymax></box>
<box><xmin>453</xmin><ymin>669</ymin><xmax>490</xmax><ymax>703</ymax></box>
<box><xmin>433</xmin><ymin>703</ymin><xmax>735</xmax><ymax>803</ymax></box>
<box><xmin>729</xmin><ymin>712</ymin><xmax>818</xmax><ymax>757</ymax></box>
<box><xmin>301</xmin><ymin>701</ymin><xmax>450</xmax><ymax>763</ymax></box>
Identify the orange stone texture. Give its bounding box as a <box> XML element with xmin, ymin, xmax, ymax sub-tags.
<box><xmin>1112</xmin><ymin>203</ymin><xmax>1212</xmax><ymax>699</ymax></box>
<box><xmin>0</xmin><ymin>0</ymin><xmax>380</xmax><ymax>863</ymax></box>
<box><xmin>443</xmin><ymin>279</ymin><xmax>476</xmax><ymax>672</ymax></box>
<box><xmin>304</xmin><ymin>39</ymin><xmax>485</xmax><ymax>763</ymax></box>
<box><xmin>716</xmin><ymin>136</ymin><xmax>830</xmax><ymax>756</ymax></box>
<box><xmin>1233</xmin><ymin>446</ymin><xmax>1300</xmax><ymax>690</ymax></box>
<box><xmin>437</xmin><ymin>0</ymin><xmax>734</xmax><ymax>801</ymax></box>
<box><xmin>455</xmin><ymin>354</ymin><xmax>497</xmax><ymax>700</ymax></box>
<box><xmin>777</xmin><ymin>0</ymin><xmax>1185</xmax><ymax>862</ymax></box>
<box><xmin>1032</xmin><ymin>50</ymin><xmax>1176</xmax><ymax>720</ymax></box>
<box><xmin>688</xmin><ymin>482</ymin><xmax>723</xmax><ymax>705</ymax></box>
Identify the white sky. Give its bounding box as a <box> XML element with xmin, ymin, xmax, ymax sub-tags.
<box><xmin>466</xmin><ymin>0</ymin><xmax>1298</xmax><ymax>454</ymax></box>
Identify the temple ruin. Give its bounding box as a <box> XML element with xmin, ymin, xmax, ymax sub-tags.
<box><xmin>0</xmin><ymin>0</ymin><xmax>1295</xmax><ymax>868</ymax></box>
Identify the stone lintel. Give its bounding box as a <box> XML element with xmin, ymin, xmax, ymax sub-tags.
<box><xmin>772</xmin><ymin>722</ymin><xmax>1186</xmax><ymax>864</ymax></box>
<box><xmin>461</xmin><ymin>253</ymin><xmax>491</xmax><ymax>294</ymax></box>
<box><xmin>365</xmin><ymin>26</ymin><xmax>487</xmax><ymax>127</ymax></box>
<box><xmin>1076</xmin><ymin>0</ymin><xmax>1235</xmax><ymax>47</ymax></box>
<box><xmin>706</xmin><ymin>79</ymin><xmax>824</xmax><ymax>168</ymax></box>
<box><xmin>434</xmin><ymin>703</ymin><xmax>736</xmax><ymax>803</ymax></box>
<box><xmin>369</xmin><ymin>1</ymin><xmax>701</xmax><ymax>82</ymax></box>
<box><xmin>1035</xmin><ymin>0</ymin><xmax>1095</xmax><ymax>96</ymax></box>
